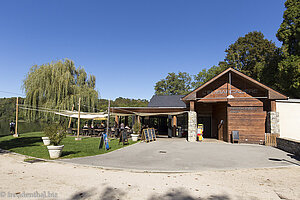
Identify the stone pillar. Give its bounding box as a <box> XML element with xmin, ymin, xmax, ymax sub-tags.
<box><xmin>188</xmin><ymin>111</ymin><xmax>197</xmax><ymax>142</ymax></box>
<box><xmin>267</xmin><ymin>111</ymin><xmax>280</xmax><ymax>135</ymax></box>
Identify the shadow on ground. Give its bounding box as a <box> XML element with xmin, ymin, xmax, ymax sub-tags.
<box><xmin>0</xmin><ymin>148</ymin><xmax>10</xmax><ymax>154</ymax></box>
<box><xmin>61</xmin><ymin>151</ymin><xmax>80</xmax><ymax>157</ymax></box>
<box><xmin>67</xmin><ymin>188</ymin><xmax>96</xmax><ymax>200</ymax></box>
<box><xmin>0</xmin><ymin>134</ymin><xmax>10</xmax><ymax>138</ymax></box>
<box><xmin>68</xmin><ymin>187</ymin><xmax>125</xmax><ymax>200</ymax></box>
<box><xmin>269</xmin><ymin>155</ymin><xmax>300</xmax><ymax>166</ymax></box>
<box><xmin>0</xmin><ymin>136</ymin><xmax>41</xmax><ymax>150</ymax></box>
<box><xmin>68</xmin><ymin>187</ymin><xmax>231</xmax><ymax>200</ymax></box>
<box><xmin>148</xmin><ymin>188</ymin><xmax>231</xmax><ymax>200</ymax></box>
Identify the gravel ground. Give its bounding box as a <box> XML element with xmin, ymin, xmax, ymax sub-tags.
<box><xmin>0</xmin><ymin>151</ymin><xmax>300</xmax><ymax>200</ymax></box>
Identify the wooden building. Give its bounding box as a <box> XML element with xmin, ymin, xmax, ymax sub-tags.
<box><xmin>111</xmin><ymin>68</ymin><xmax>287</xmax><ymax>143</ymax></box>
<box><xmin>182</xmin><ymin>68</ymin><xmax>287</xmax><ymax>143</ymax></box>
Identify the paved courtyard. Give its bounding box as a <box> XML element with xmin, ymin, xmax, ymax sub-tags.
<box><xmin>63</xmin><ymin>138</ymin><xmax>300</xmax><ymax>172</ymax></box>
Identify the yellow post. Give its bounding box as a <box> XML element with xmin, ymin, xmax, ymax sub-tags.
<box><xmin>14</xmin><ymin>97</ymin><xmax>19</xmax><ymax>137</ymax></box>
<box><xmin>76</xmin><ymin>98</ymin><xmax>81</xmax><ymax>140</ymax></box>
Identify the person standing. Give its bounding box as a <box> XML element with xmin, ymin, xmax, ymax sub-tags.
<box><xmin>9</xmin><ymin>121</ymin><xmax>15</xmax><ymax>135</ymax></box>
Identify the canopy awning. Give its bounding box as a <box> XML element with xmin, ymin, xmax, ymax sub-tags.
<box><xmin>55</xmin><ymin>110</ymin><xmax>108</xmax><ymax>119</ymax></box>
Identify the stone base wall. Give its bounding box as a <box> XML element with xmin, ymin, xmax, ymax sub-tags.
<box><xmin>267</xmin><ymin>112</ymin><xmax>280</xmax><ymax>134</ymax></box>
<box><xmin>276</xmin><ymin>137</ymin><xmax>300</xmax><ymax>157</ymax></box>
<box><xmin>188</xmin><ymin>111</ymin><xmax>197</xmax><ymax>142</ymax></box>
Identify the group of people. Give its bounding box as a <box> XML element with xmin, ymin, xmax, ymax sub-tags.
<box><xmin>119</xmin><ymin>123</ymin><xmax>131</xmax><ymax>130</ymax></box>
<box><xmin>83</xmin><ymin>121</ymin><xmax>106</xmax><ymax>129</ymax></box>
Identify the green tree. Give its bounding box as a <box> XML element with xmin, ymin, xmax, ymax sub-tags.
<box><xmin>274</xmin><ymin>0</ymin><xmax>300</xmax><ymax>98</ymax></box>
<box><xmin>225</xmin><ymin>31</ymin><xmax>279</xmax><ymax>81</ymax></box>
<box><xmin>277</xmin><ymin>55</ymin><xmax>300</xmax><ymax>98</ymax></box>
<box><xmin>276</xmin><ymin>0</ymin><xmax>300</xmax><ymax>56</ymax></box>
<box><xmin>154</xmin><ymin>72</ymin><xmax>192</xmax><ymax>95</ymax></box>
<box><xmin>260</xmin><ymin>48</ymin><xmax>284</xmax><ymax>91</ymax></box>
<box><xmin>23</xmin><ymin>59</ymin><xmax>99</xmax><ymax>121</ymax></box>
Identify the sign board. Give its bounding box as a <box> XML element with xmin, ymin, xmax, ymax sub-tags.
<box><xmin>142</xmin><ymin>128</ymin><xmax>156</xmax><ymax>142</ymax></box>
<box><xmin>149</xmin><ymin>128</ymin><xmax>156</xmax><ymax>141</ymax></box>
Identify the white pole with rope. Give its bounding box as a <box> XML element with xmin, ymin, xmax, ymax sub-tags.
<box><xmin>13</xmin><ymin>97</ymin><xmax>19</xmax><ymax>137</ymax></box>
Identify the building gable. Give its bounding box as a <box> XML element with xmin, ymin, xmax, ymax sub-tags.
<box><xmin>183</xmin><ymin>68</ymin><xmax>287</xmax><ymax>101</ymax></box>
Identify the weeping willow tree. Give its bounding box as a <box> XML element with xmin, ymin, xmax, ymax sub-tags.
<box><xmin>23</xmin><ymin>59</ymin><xmax>99</xmax><ymax>122</ymax></box>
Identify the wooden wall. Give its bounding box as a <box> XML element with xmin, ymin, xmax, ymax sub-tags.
<box><xmin>227</xmin><ymin>98</ymin><xmax>266</xmax><ymax>143</ymax></box>
<box><xmin>194</xmin><ymin>71</ymin><xmax>271</xmax><ymax>143</ymax></box>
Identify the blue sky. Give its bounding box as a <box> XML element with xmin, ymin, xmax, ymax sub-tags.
<box><xmin>0</xmin><ymin>0</ymin><xmax>286</xmax><ymax>100</ymax></box>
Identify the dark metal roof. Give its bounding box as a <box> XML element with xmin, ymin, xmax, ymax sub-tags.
<box><xmin>148</xmin><ymin>95</ymin><xmax>186</xmax><ymax>108</ymax></box>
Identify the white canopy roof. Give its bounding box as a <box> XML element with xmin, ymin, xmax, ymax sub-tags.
<box><xmin>55</xmin><ymin>110</ymin><xmax>108</xmax><ymax>119</ymax></box>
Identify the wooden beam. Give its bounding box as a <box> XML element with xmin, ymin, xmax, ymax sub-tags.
<box><xmin>115</xmin><ymin>115</ymin><xmax>119</xmax><ymax>128</ymax></box>
<box><xmin>137</xmin><ymin>115</ymin><xmax>140</xmax><ymax>124</ymax></box>
<box><xmin>172</xmin><ymin>115</ymin><xmax>177</xmax><ymax>137</ymax></box>
<box><xmin>271</xmin><ymin>100</ymin><xmax>276</xmax><ymax>112</ymax></box>
<box><xmin>76</xmin><ymin>97</ymin><xmax>81</xmax><ymax>140</ymax></box>
<box><xmin>190</xmin><ymin>101</ymin><xmax>195</xmax><ymax>111</ymax></box>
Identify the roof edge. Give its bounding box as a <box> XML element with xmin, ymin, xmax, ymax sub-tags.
<box><xmin>182</xmin><ymin>68</ymin><xmax>232</xmax><ymax>100</ymax></box>
<box><xmin>182</xmin><ymin>67</ymin><xmax>288</xmax><ymax>101</ymax></box>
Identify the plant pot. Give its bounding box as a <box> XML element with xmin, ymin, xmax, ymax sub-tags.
<box><xmin>47</xmin><ymin>145</ymin><xmax>64</xmax><ymax>159</ymax></box>
<box><xmin>131</xmin><ymin>134</ymin><xmax>139</xmax><ymax>142</ymax></box>
<box><xmin>42</xmin><ymin>137</ymin><xmax>51</xmax><ymax>146</ymax></box>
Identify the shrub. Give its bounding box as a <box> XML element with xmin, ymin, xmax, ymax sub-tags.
<box><xmin>132</xmin><ymin>121</ymin><xmax>141</xmax><ymax>134</ymax></box>
<box><xmin>44</xmin><ymin>124</ymin><xmax>66</xmax><ymax>146</ymax></box>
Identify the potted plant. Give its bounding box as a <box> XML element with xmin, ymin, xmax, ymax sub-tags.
<box><xmin>131</xmin><ymin>121</ymin><xmax>141</xmax><ymax>141</ymax></box>
<box><xmin>41</xmin><ymin>136</ymin><xmax>51</xmax><ymax>145</ymax></box>
<box><xmin>44</xmin><ymin>124</ymin><xmax>66</xmax><ymax>159</ymax></box>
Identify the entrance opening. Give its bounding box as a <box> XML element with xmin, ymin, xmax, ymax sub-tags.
<box><xmin>197</xmin><ymin>116</ymin><xmax>213</xmax><ymax>138</ymax></box>
<box><xmin>142</xmin><ymin>114</ymin><xmax>188</xmax><ymax>138</ymax></box>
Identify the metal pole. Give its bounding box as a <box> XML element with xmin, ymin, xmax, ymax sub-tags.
<box><xmin>106</xmin><ymin>99</ymin><xmax>110</xmax><ymax>136</ymax></box>
<box><xmin>229</xmin><ymin>72</ymin><xmax>232</xmax><ymax>95</ymax></box>
<box><xmin>227</xmin><ymin>72</ymin><xmax>234</xmax><ymax>99</ymax></box>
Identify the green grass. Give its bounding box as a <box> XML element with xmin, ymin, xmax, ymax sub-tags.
<box><xmin>0</xmin><ymin>132</ymin><xmax>137</xmax><ymax>159</ymax></box>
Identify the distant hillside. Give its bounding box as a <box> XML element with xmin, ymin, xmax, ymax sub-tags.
<box><xmin>97</xmin><ymin>97</ymin><xmax>149</xmax><ymax>112</ymax></box>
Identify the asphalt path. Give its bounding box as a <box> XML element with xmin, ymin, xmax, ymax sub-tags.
<box><xmin>62</xmin><ymin>138</ymin><xmax>300</xmax><ymax>172</ymax></box>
